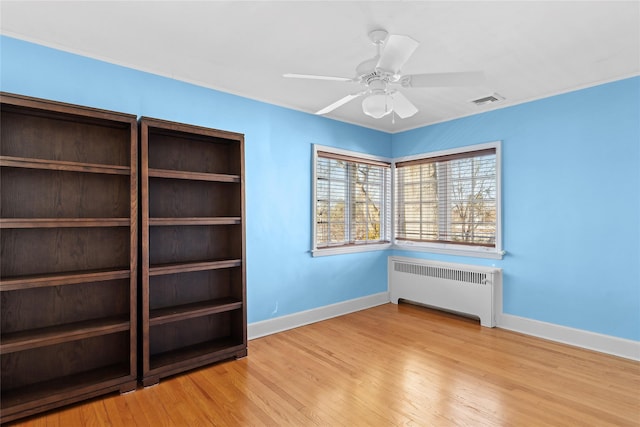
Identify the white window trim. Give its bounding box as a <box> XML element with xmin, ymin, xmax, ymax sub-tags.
<box><xmin>392</xmin><ymin>141</ymin><xmax>504</xmax><ymax>260</ymax></box>
<box><xmin>391</xmin><ymin>240</ymin><xmax>505</xmax><ymax>260</ymax></box>
<box><xmin>312</xmin><ymin>145</ymin><xmax>393</xmax><ymax>257</ymax></box>
<box><xmin>312</xmin><ymin>242</ymin><xmax>393</xmax><ymax>257</ymax></box>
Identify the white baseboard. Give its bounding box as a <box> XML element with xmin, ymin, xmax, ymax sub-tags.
<box><xmin>248</xmin><ymin>291</ymin><xmax>639</xmax><ymax>362</ymax></box>
<box><xmin>498</xmin><ymin>313</ymin><xmax>640</xmax><ymax>361</ymax></box>
<box><xmin>248</xmin><ymin>292</ymin><xmax>390</xmax><ymax>340</ymax></box>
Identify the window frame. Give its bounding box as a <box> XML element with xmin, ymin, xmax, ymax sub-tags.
<box><xmin>393</xmin><ymin>141</ymin><xmax>503</xmax><ymax>260</ymax></box>
<box><xmin>312</xmin><ymin>144</ymin><xmax>393</xmax><ymax>257</ymax></box>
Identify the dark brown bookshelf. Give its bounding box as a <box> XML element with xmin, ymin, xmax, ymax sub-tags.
<box><xmin>0</xmin><ymin>93</ymin><xmax>138</xmax><ymax>423</ymax></box>
<box><xmin>144</xmin><ymin>337</ymin><xmax>245</xmax><ymax>387</ymax></box>
<box><xmin>148</xmin><ymin>217</ymin><xmax>241</xmax><ymax>226</ymax></box>
<box><xmin>148</xmin><ymin>259</ymin><xmax>243</xmax><ymax>276</ymax></box>
<box><xmin>148</xmin><ymin>167</ymin><xmax>240</xmax><ymax>182</ymax></box>
<box><xmin>1</xmin><ymin>316</ymin><xmax>131</xmax><ymax>354</ymax></box>
<box><xmin>0</xmin><ymin>155</ymin><xmax>131</xmax><ymax>175</ymax></box>
<box><xmin>149</xmin><ymin>298</ymin><xmax>243</xmax><ymax>326</ymax></box>
<box><xmin>1</xmin><ymin>363</ymin><xmax>131</xmax><ymax>419</ymax></box>
<box><xmin>0</xmin><ymin>269</ymin><xmax>131</xmax><ymax>291</ymax></box>
<box><xmin>140</xmin><ymin>117</ymin><xmax>246</xmax><ymax>387</ymax></box>
<box><xmin>0</xmin><ymin>218</ymin><xmax>130</xmax><ymax>228</ymax></box>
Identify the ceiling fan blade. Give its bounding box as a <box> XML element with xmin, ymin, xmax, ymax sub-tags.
<box><xmin>402</xmin><ymin>71</ymin><xmax>486</xmax><ymax>87</ymax></box>
<box><xmin>376</xmin><ymin>34</ymin><xmax>419</xmax><ymax>74</ymax></box>
<box><xmin>391</xmin><ymin>91</ymin><xmax>418</xmax><ymax>119</ymax></box>
<box><xmin>283</xmin><ymin>73</ymin><xmax>353</xmax><ymax>82</ymax></box>
<box><xmin>316</xmin><ymin>93</ymin><xmax>363</xmax><ymax>115</ymax></box>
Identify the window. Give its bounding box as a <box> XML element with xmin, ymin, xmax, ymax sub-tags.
<box><xmin>313</xmin><ymin>146</ymin><xmax>392</xmax><ymax>256</ymax></box>
<box><xmin>394</xmin><ymin>142</ymin><xmax>502</xmax><ymax>258</ymax></box>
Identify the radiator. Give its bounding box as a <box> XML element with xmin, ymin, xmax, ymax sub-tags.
<box><xmin>388</xmin><ymin>256</ymin><xmax>502</xmax><ymax>327</ymax></box>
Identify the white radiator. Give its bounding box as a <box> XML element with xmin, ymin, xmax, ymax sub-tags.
<box><xmin>389</xmin><ymin>256</ymin><xmax>502</xmax><ymax>327</ymax></box>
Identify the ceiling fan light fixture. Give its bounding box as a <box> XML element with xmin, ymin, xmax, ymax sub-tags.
<box><xmin>362</xmin><ymin>93</ymin><xmax>392</xmax><ymax>118</ymax></box>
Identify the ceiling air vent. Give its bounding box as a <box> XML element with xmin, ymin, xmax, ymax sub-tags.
<box><xmin>472</xmin><ymin>93</ymin><xmax>504</xmax><ymax>106</ymax></box>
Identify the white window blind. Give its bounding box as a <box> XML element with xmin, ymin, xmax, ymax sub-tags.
<box><xmin>315</xmin><ymin>150</ymin><xmax>391</xmax><ymax>250</ymax></box>
<box><xmin>395</xmin><ymin>147</ymin><xmax>497</xmax><ymax>247</ymax></box>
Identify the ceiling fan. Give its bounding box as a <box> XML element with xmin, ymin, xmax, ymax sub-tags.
<box><xmin>284</xmin><ymin>29</ymin><xmax>485</xmax><ymax>120</ymax></box>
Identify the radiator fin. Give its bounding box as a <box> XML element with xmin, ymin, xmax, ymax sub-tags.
<box><xmin>393</xmin><ymin>262</ymin><xmax>489</xmax><ymax>285</ymax></box>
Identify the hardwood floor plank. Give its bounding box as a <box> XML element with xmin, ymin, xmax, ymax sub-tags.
<box><xmin>123</xmin><ymin>387</ymin><xmax>167</xmax><ymax>426</ymax></box>
<box><xmin>148</xmin><ymin>379</ymin><xmax>197</xmax><ymax>426</ymax></box>
<box><xmin>103</xmin><ymin>393</ymin><xmax>136</xmax><ymax>427</ymax></box>
<box><xmin>79</xmin><ymin>398</ymin><xmax>108</xmax><ymax>426</ymax></box>
<box><xmin>7</xmin><ymin>303</ymin><xmax>639</xmax><ymax>426</ymax></box>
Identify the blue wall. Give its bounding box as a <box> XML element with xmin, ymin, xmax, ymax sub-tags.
<box><xmin>0</xmin><ymin>36</ymin><xmax>391</xmax><ymax>324</ymax></box>
<box><xmin>2</xmin><ymin>36</ymin><xmax>638</xmax><ymax>341</ymax></box>
<box><xmin>392</xmin><ymin>77</ymin><xmax>640</xmax><ymax>341</ymax></box>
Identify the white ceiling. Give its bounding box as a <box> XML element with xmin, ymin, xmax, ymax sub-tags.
<box><xmin>1</xmin><ymin>1</ymin><xmax>639</xmax><ymax>133</ymax></box>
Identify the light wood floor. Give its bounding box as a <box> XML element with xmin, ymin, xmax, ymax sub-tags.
<box><xmin>8</xmin><ymin>303</ymin><xmax>640</xmax><ymax>426</ymax></box>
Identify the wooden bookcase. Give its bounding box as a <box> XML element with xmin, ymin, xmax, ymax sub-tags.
<box><xmin>139</xmin><ymin>117</ymin><xmax>246</xmax><ymax>387</ymax></box>
<box><xmin>0</xmin><ymin>93</ymin><xmax>138</xmax><ymax>423</ymax></box>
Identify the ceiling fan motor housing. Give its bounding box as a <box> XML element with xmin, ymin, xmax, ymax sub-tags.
<box><xmin>356</xmin><ymin>57</ymin><xmax>380</xmax><ymax>77</ymax></box>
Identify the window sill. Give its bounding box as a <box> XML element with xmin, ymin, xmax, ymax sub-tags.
<box><xmin>393</xmin><ymin>241</ymin><xmax>505</xmax><ymax>260</ymax></box>
<box><xmin>312</xmin><ymin>243</ymin><xmax>393</xmax><ymax>257</ymax></box>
